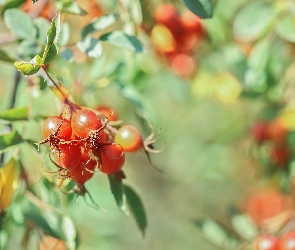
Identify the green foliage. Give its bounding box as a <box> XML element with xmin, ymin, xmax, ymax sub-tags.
<box><xmin>99</xmin><ymin>31</ymin><xmax>146</xmax><ymax>53</ymax></box>
<box><xmin>0</xmin><ymin>130</ymin><xmax>23</xmax><ymax>153</ymax></box>
<box><xmin>4</xmin><ymin>9</ymin><xmax>36</xmax><ymax>39</ymax></box>
<box><xmin>181</xmin><ymin>0</ymin><xmax>213</xmax><ymax>18</ymax></box>
<box><xmin>0</xmin><ymin>107</ymin><xmax>28</xmax><ymax>121</ymax></box>
<box><xmin>81</xmin><ymin>14</ymin><xmax>119</xmax><ymax>40</ymax></box>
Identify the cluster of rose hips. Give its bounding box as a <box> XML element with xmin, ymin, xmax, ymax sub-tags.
<box><xmin>251</xmin><ymin>119</ymin><xmax>291</xmax><ymax>167</ymax></box>
<box><xmin>253</xmin><ymin>231</ymin><xmax>295</xmax><ymax>250</ymax></box>
<box><xmin>150</xmin><ymin>4</ymin><xmax>205</xmax><ymax>78</ymax></box>
<box><xmin>36</xmin><ymin>104</ymin><xmax>161</xmax><ymax>191</ymax></box>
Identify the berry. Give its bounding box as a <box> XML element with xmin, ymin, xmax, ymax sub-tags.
<box><xmin>115</xmin><ymin>125</ymin><xmax>143</xmax><ymax>153</ymax></box>
<box><xmin>151</xmin><ymin>25</ymin><xmax>176</xmax><ymax>53</ymax></box>
<box><xmin>97</xmin><ymin>106</ymin><xmax>117</xmax><ymax>122</ymax></box>
<box><xmin>97</xmin><ymin>144</ymin><xmax>125</xmax><ymax>174</ymax></box>
<box><xmin>246</xmin><ymin>189</ymin><xmax>292</xmax><ymax>226</ymax></box>
<box><xmin>268</xmin><ymin>120</ymin><xmax>288</xmax><ymax>143</ymax></box>
<box><xmin>71</xmin><ymin>109</ymin><xmax>102</xmax><ymax>138</ymax></box>
<box><xmin>251</xmin><ymin>120</ymin><xmax>270</xmax><ymax>144</ymax></box>
<box><xmin>169</xmin><ymin>53</ymin><xmax>196</xmax><ymax>77</ymax></box>
<box><xmin>253</xmin><ymin>235</ymin><xmax>279</xmax><ymax>250</ymax></box>
<box><xmin>154</xmin><ymin>4</ymin><xmax>181</xmax><ymax>35</ymax></box>
<box><xmin>180</xmin><ymin>10</ymin><xmax>203</xmax><ymax>35</ymax></box>
<box><xmin>70</xmin><ymin>153</ymin><xmax>96</xmax><ymax>184</ymax></box>
<box><xmin>42</xmin><ymin>116</ymin><xmax>72</xmax><ymax>140</ymax></box>
<box><xmin>53</xmin><ymin>143</ymin><xmax>83</xmax><ymax>169</ymax></box>
<box><xmin>270</xmin><ymin>144</ymin><xmax>291</xmax><ymax>166</ymax></box>
<box><xmin>279</xmin><ymin>232</ymin><xmax>295</xmax><ymax>250</ymax></box>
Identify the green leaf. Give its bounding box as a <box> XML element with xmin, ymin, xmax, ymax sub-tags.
<box><xmin>43</xmin><ymin>13</ymin><xmax>60</xmax><ymax>64</ymax></box>
<box><xmin>108</xmin><ymin>175</ymin><xmax>129</xmax><ymax>215</ymax></box>
<box><xmin>1</xmin><ymin>0</ymin><xmax>26</xmax><ymax>15</ymax></box>
<box><xmin>60</xmin><ymin>48</ymin><xmax>74</xmax><ymax>62</ymax></box>
<box><xmin>181</xmin><ymin>0</ymin><xmax>213</xmax><ymax>19</ymax></box>
<box><xmin>233</xmin><ymin>3</ymin><xmax>274</xmax><ymax>42</ymax></box>
<box><xmin>124</xmin><ymin>185</ymin><xmax>147</xmax><ymax>237</ymax></box>
<box><xmin>25</xmin><ymin>210</ymin><xmax>63</xmax><ymax>239</ymax></box>
<box><xmin>227</xmin><ymin>206</ymin><xmax>257</xmax><ymax>240</ymax></box>
<box><xmin>276</xmin><ymin>15</ymin><xmax>295</xmax><ymax>42</ymax></box>
<box><xmin>194</xmin><ymin>219</ymin><xmax>239</xmax><ymax>249</ymax></box>
<box><xmin>0</xmin><ymin>107</ymin><xmax>28</xmax><ymax>121</ymax></box>
<box><xmin>4</xmin><ymin>9</ymin><xmax>36</xmax><ymax>39</ymax></box>
<box><xmin>59</xmin><ymin>23</ymin><xmax>70</xmax><ymax>46</ymax></box>
<box><xmin>0</xmin><ymin>49</ymin><xmax>15</xmax><ymax>63</ymax></box>
<box><xmin>32</xmin><ymin>0</ymin><xmax>38</xmax><ymax>3</ymax></box>
<box><xmin>99</xmin><ymin>31</ymin><xmax>146</xmax><ymax>53</ymax></box>
<box><xmin>0</xmin><ymin>130</ymin><xmax>23</xmax><ymax>153</ymax></box>
<box><xmin>34</xmin><ymin>17</ymin><xmax>51</xmax><ymax>45</ymax></box>
<box><xmin>43</xmin><ymin>44</ymin><xmax>58</xmax><ymax>65</ymax></box>
<box><xmin>61</xmin><ymin>215</ymin><xmax>76</xmax><ymax>250</ymax></box>
<box><xmin>77</xmin><ymin>37</ymin><xmax>103</xmax><ymax>58</ymax></box>
<box><xmin>18</xmin><ymin>40</ymin><xmax>42</xmax><ymax>56</ymax></box>
<box><xmin>14</xmin><ymin>55</ymin><xmax>42</xmax><ymax>75</ymax></box>
<box><xmin>56</xmin><ymin>0</ymin><xmax>87</xmax><ymax>15</ymax></box>
<box><xmin>81</xmin><ymin>14</ymin><xmax>118</xmax><ymax>39</ymax></box>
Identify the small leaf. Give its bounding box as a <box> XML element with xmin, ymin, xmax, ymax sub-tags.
<box><xmin>81</xmin><ymin>14</ymin><xmax>118</xmax><ymax>39</ymax></box>
<box><xmin>32</xmin><ymin>0</ymin><xmax>39</xmax><ymax>3</ymax></box>
<box><xmin>124</xmin><ymin>185</ymin><xmax>147</xmax><ymax>237</ymax></box>
<box><xmin>77</xmin><ymin>37</ymin><xmax>103</xmax><ymax>58</ymax></box>
<box><xmin>61</xmin><ymin>215</ymin><xmax>76</xmax><ymax>250</ymax></box>
<box><xmin>233</xmin><ymin>3</ymin><xmax>273</xmax><ymax>43</ymax></box>
<box><xmin>194</xmin><ymin>219</ymin><xmax>238</xmax><ymax>249</ymax></box>
<box><xmin>25</xmin><ymin>210</ymin><xmax>63</xmax><ymax>239</ymax></box>
<box><xmin>42</xmin><ymin>13</ymin><xmax>60</xmax><ymax>63</ymax></box>
<box><xmin>4</xmin><ymin>9</ymin><xmax>36</xmax><ymax>39</ymax></box>
<box><xmin>0</xmin><ymin>130</ymin><xmax>23</xmax><ymax>153</ymax></box>
<box><xmin>43</xmin><ymin>44</ymin><xmax>58</xmax><ymax>65</ymax></box>
<box><xmin>108</xmin><ymin>175</ymin><xmax>129</xmax><ymax>215</ymax></box>
<box><xmin>56</xmin><ymin>0</ymin><xmax>86</xmax><ymax>15</ymax></box>
<box><xmin>0</xmin><ymin>107</ymin><xmax>28</xmax><ymax>121</ymax></box>
<box><xmin>181</xmin><ymin>0</ymin><xmax>213</xmax><ymax>19</ymax></box>
<box><xmin>276</xmin><ymin>15</ymin><xmax>295</xmax><ymax>42</ymax></box>
<box><xmin>34</xmin><ymin>17</ymin><xmax>51</xmax><ymax>45</ymax></box>
<box><xmin>18</xmin><ymin>40</ymin><xmax>42</xmax><ymax>56</ymax></box>
<box><xmin>99</xmin><ymin>31</ymin><xmax>146</xmax><ymax>53</ymax></box>
<box><xmin>0</xmin><ymin>158</ymin><xmax>19</xmax><ymax>212</ymax></box>
<box><xmin>0</xmin><ymin>49</ymin><xmax>15</xmax><ymax>63</ymax></box>
<box><xmin>59</xmin><ymin>23</ymin><xmax>70</xmax><ymax>46</ymax></box>
<box><xmin>60</xmin><ymin>48</ymin><xmax>74</xmax><ymax>62</ymax></box>
<box><xmin>14</xmin><ymin>55</ymin><xmax>42</xmax><ymax>75</ymax></box>
<box><xmin>1</xmin><ymin>0</ymin><xmax>26</xmax><ymax>16</ymax></box>
<box><xmin>227</xmin><ymin>206</ymin><xmax>258</xmax><ymax>241</ymax></box>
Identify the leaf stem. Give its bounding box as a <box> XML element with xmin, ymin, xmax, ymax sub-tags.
<box><xmin>41</xmin><ymin>66</ymin><xmax>68</xmax><ymax>99</ymax></box>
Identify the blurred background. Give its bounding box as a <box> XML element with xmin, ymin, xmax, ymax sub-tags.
<box><xmin>1</xmin><ymin>0</ymin><xmax>295</xmax><ymax>249</ymax></box>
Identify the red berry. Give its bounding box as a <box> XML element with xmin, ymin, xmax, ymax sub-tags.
<box><xmin>180</xmin><ymin>10</ymin><xmax>203</xmax><ymax>35</ymax></box>
<box><xmin>270</xmin><ymin>144</ymin><xmax>291</xmax><ymax>166</ymax></box>
<box><xmin>115</xmin><ymin>125</ymin><xmax>143</xmax><ymax>153</ymax></box>
<box><xmin>96</xmin><ymin>106</ymin><xmax>117</xmax><ymax>122</ymax></box>
<box><xmin>53</xmin><ymin>143</ymin><xmax>83</xmax><ymax>169</ymax></box>
<box><xmin>70</xmin><ymin>153</ymin><xmax>96</xmax><ymax>184</ymax></box>
<box><xmin>42</xmin><ymin>116</ymin><xmax>72</xmax><ymax>140</ymax></box>
<box><xmin>251</xmin><ymin>120</ymin><xmax>270</xmax><ymax>144</ymax></box>
<box><xmin>279</xmin><ymin>232</ymin><xmax>295</xmax><ymax>250</ymax></box>
<box><xmin>154</xmin><ymin>4</ymin><xmax>181</xmax><ymax>35</ymax></box>
<box><xmin>71</xmin><ymin>109</ymin><xmax>102</xmax><ymax>138</ymax></box>
<box><xmin>246</xmin><ymin>189</ymin><xmax>292</xmax><ymax>226</ymax></box>
<box><xmin>169</xmin><ymin>53</ymin><xmax>196</xmax><ymax>77</ymax></box>
<box><xmin>253</xmin><ymin>235</ymin><xmax>279</xmax><ymax>250</ymax></box>
<box><xmin>98</xmin><ymin>144</ymin><xmax>125</xmax><ymax>174</ymax></box>
<box><xmin>268</xmin><ymin>120</ymin><xmax>288</xmax><ymax>143</ymax></box>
